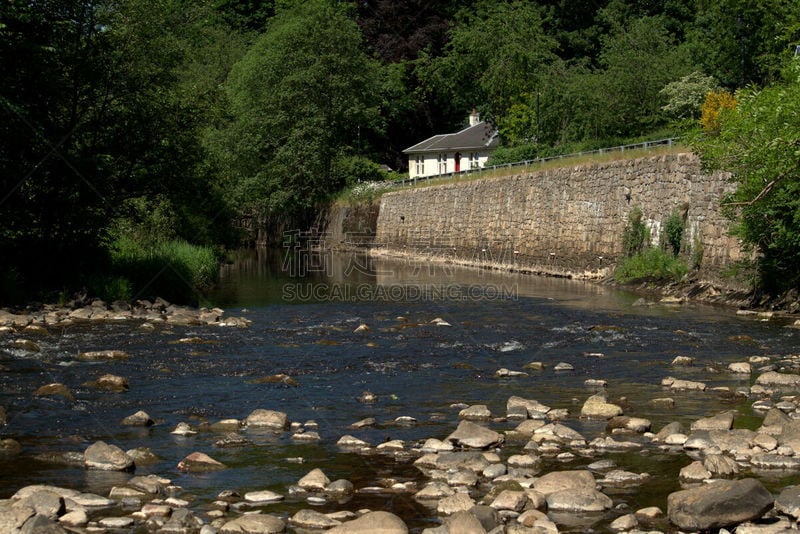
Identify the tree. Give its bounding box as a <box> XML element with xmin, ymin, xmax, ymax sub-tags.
<box><xmin>419</xmin><ymin>1</ymin><xmax>560</xmax><ymax>125</ymax></box>
<box><xmin>591</xmin><ymin>15</ymin><xmax>694</xmax><ymax>138</ymax></box>
<box><xmin>685</xmin><ymin>0</ymin><xmax>800</xmax><ymax>88</ymax></box>
<box><xmin>660</xmin><ymin>71</ymin><xmax>719</xmax><ymax>122</ymax></box>
<box><xmin>0</xmin><ymin>0</ymin><xmax>240</xmax><ymax>298</ymax></box>
<box><xmin>215</xmin><ymin>0</ymin><xmax>383</xmax><ymax>225</ymax></box>
<box><xmin>693</xmin><ymin>58</ymin><xmax>800</xmax><ymax>292</ymax></box>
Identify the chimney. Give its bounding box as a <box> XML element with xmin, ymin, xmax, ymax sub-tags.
<box><xmin>469</xmin><ymin>108</ymin><xmax>480</xmax><ymax>126</ymax></box>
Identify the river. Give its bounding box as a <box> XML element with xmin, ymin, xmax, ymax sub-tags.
<box><xmin>1</xmin><ymin>248</ymin><xmax>798</xmax><ymax>532</ymax></box>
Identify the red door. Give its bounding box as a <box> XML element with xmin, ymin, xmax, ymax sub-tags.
<box><xmin>455</xmin><ymin>152</ymin><xmax>461</xmax><ymax>172</ymax></box>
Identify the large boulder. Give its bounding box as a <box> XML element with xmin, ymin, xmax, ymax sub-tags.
<box><xmin>245</xmin><ymin>409</ymin><xmax>288</xmax><ymax>430</ymax></box>
<box><xmin>327</xmin><ymin>511</ymin><xmax>408</xmax><ymax>533</ymax></box>
<box><xmin>580</xmin><ymin>393</ymin><xmax>623</xmax><ymax>419</ymax></box>
<box><xmin>177</xmin><ymin>452</ymin><xmax>226</xmax><ymax>472</ymax></box>
<box><xmin>83</xmin><ymin>441</ymin><xmax>134</xmax><ymax>471</ymax></box>
<box><xmin>446</xmin><ymin>421</ymin><xmax>503</xmax><ymax>449</ymax></box>
<box><xmin>775</xmin><ymin>485</ymin><xmax>800</xmax><ymax>520</ymax></box>
<box><xmin>755</xmin><ymin>372</ymin><xmax>800</xmax><ymax>388</ymax></box>
<box><xmin>533</xmin><ymin>470</ymin><xmax>596</xmax><ymax>496</ymax></box>
<box><xmin>546</xmin><ymin>488</ymin><xmax>613</xmax><ymax>512</ymax></box>
<box><xmin>219</xmin><ymin>513</ymin><xmax>286</xmax><ymax>533</ymax></box>
<box><xmin>667</xmin><ymin>478</ymin><xmax>774</xmax><ymax>531</ymax></box>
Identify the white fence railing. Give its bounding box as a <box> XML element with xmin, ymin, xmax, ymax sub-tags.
<box><xmin>393</xmin><ymin>137</ymin><xmax>680</xmax><ymax>188</ymax></box>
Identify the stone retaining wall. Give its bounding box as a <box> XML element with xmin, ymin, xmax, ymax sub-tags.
<box><xmin>373</xmin><ymin>153</ymin><xmax>744</xmax><ymax>284</ymax></box>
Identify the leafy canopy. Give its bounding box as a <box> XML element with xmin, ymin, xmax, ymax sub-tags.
<box><xmin>216</xmin><ymin>0</ymin><xmax>383</xmax><ymax>220</ymax></box>
<box><xmin>693</xmin><ymin>58</ymin><xmax>800</xmax><ymax>292</ymax></box>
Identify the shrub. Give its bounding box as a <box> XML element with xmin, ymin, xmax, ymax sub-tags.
<box><xmin>663</xmin><ymin>211</ymin><xmax>684</xmax><ymax>256</ymax></box>
<box><xmin>615</xmin><ymin>248</ymin><xmax>689</xmax><ymax>283</ymax></box>
<box><xmin>109</xmin><ymin>237</ymin><xmax>219</xmax><ymax>304</ymax></box>
<box><xmin>623</xmin><ymin>207</ymin><xmax>649</xmax><ymax>257</ymax></box>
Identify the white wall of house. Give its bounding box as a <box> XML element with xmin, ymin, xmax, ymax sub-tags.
<box><xmin>407</xmin><ymin>151</ymin><xmax>492</xmax><ymax>179</ymax></box>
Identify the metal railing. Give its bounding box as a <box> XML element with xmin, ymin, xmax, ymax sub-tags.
<box><xmin>393</xmin><ymin>137</ymin><xmax>680</xmax><ymax>189</ymax></box>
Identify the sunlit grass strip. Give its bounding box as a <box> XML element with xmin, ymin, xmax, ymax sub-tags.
<box><xmin>614</xmin><ymin>248</ymin><xmax>689</xmax><ymax>283</ymax></box>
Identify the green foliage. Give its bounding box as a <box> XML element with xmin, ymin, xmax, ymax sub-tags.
<box><xmin>615</xmin><ymin>248</ymin><xmax>689</xmax><ymax>283</ymax></box>
<box><xmin>693</xmin><ymin>58</ymin><xmax>800</xmax><ymax>292</ymax></box>
<box><xmin>109</xmin><ymin>237</ymin><xmax>219</xmax><ymax>304</ymax></box>
<box><xmin>418</xmin><ymin>1</ymin><xmax>559</xmax><ymax>122</ymax></box>
<box><xmin>663</xmin><ymin>211</ymin><xmax>685</xmax><ymax>257</ymax></box>
<box><xmin>214</xmin><ymin>0</ymin><xmax>383</xmax><ymax>220</ymax></box>
<box><xmin>622</xmin><ymin>207</ymin><xmax>650</xmax><ymax>257</ymax></box>
<box><xmin>331</xmin><ymin>156</ymin><xmax>388</xmax><ymax>188</ymax></box>
<box><xmin>660</xmin><ymin>71</ymin><xmax>719</xmax><ymax>120</ymax></box>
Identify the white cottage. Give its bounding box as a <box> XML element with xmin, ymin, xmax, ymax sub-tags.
<box><xmin>403</xmin><ymin>110</ymin><xmax>499</xmax><ymax>179</ymax></box>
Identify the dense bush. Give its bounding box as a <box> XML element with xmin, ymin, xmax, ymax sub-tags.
<box><xmin>615</xmin><ymin>248</ymin><xmax>688</xmax><ymax>283</ymax></box>
<box><xmin>109</xmin><ymin>238</ymin><xmax>219</xmax><ymax>304</ymax></box>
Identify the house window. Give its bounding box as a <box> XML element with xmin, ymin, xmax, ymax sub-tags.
<box><xmin>415</xmin><ymin>155</ymin><xmax>424</xmax><ymax>175</ymax></box>
<box><xmin>438</xmin><ymin>153</ymin><xmax>447</xmax><ymax>174</ymax></box>
<box><xmin>470</xmin><ymin>152</ymin><xmax>480</xmax><ymax>169</ymax></box>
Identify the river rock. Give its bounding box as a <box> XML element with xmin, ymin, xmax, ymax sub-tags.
<box><xmin>756</xmin><ymin>371</ymin><xmax>800</xmax><ymax>387</ymax></box>
<box><xmin>160</xmin><ymin>508</ymin><xmax>204</xmax><ymax>533</ymax></box>
<box><xmin>507</xmin><ymin>396</ymin><xmax>550</xmax><ymax>418</ymax></box>
<box><xmin>337</xmin><ymin>435</ymin><xmax>370</xmax><ymax>449</ymax></box>
<box><xmin>580</xmin><ymin>393</ymin><xmax>623</xmax><ymax>419</ymax></box>
<box><xmin>554</xmin><ymin>362</ymin><xmax>574</xmax><ymax>371</ymax></box>
<box><xmin>446</xmin><ymin>420</ymin><xmax>503</xmax><ymax>449</ymax></box>
<box><xmin>414</xmin><ymin>481</ymin><xmax>454</xmax><ymax>500</ymax></box>
<box><xmin>58</xmin><ymin>509</ymin><xmax>88</xmax><ymax>527</ymax></box>
<box><xmin>650</xmin><ymin>397</ymin><xmax>675</xmax><ymax>408</ymax></box>
<box><xmin>691</xmin><ymin>411</ymin><xmax>735</xmax><ymax>431</ymax></box>
<box><xmin>703</xmin><ymin>454</ymin><xmax>740</xmax><ymax>478</ymax></box>
<box><xmin>671</xmin><ymin>356</ymin><xmax>694</xmax><ymax>366</ymax></box>
<box><xmin>34</xmin><ymin>383</ymin><xmax>74</xmax><ymax>402</ymax></box>
<box><xmin>76</xmin><ymin>349</ymin><xmax>129</xmax><ymax>361</ymax></box>
<box><xmin>775</xmin><ymin>485</ymin><xmax>800</xmax><ymax>519</ymax></box>
<box><xmin>245</xmin><ymin>409</ymin><xmax>288</xmax><ymax>430</ymax></box>
<box><xmin>445</xmin><ymin>511</ymin><xmax>486</xmax><ymax>533</ymax></box>
<box><xmin>654</xmin><ymin>421</ymin><xmax>684</xmax><ymax>441</ymax></box>
<box><xmin>171</xmin><ymin>422</ymin><xmax>197</xmax><ymax>435</ymax></box>
<box><xmin>667</xmin><ymin>478</ymin><xmax>774</xmax><ymax>531</ymax></box>
<box><xmin>219</xmin><ymin>513</ymin><xmax>286</xmax><ymax>533</ymax></box>
<box><xmin>533</xmin><ymin>470</ymin><xmax>596</xmax><ymax>496</ymax></box>
<box><xmin>244</xmin><ymin>490</ymin><xmax>284</xmax><ymax>503</ymax></box>
<box><xmin>298</xmin><ymin>468</ymin><xmax>330</xmax><ymax>491</ymax></box>
<box><xmin>121</xmin><ymin>410</ymin><xmax>154</xmax><ymax>427</ymax></box>
<box><xmin>459</xmin><ymin>404</ymin><xmax>492</xmax><ymax>420</ymax></box>
<box><xmin>326</xmin><ymin>479</ymin><xmax>354</xmax><ymax>497</ymax></box>
<box><xmin>750</xmin><ymin>453</ymin><xmax>800</xmax><ymax>469</ymax></box>
<box><xmin>84</xmin><ymin>441</ymin><xmax>134</xmax><ymax>471</ymax></box>
<box><xmin>437</xmin><ymin>493</ymin><xmax>476</xmax><ymax>515</ymax></box>
<box><xmin>328</xmin><ymin>511</ymin><xmax>407</xmax><ymax>533</ymax></box>
<box><xmin>546</xmin><ymin>488</ymin><xmax>613</xmax><ymax>512</ymax></box>
<box><xmin>13</xmin><ymin>338</ymin><xmax>40</xmax><ymax>352</ymax></box>
<box><xmin>679</xmin><ymin>460</ymin><xmax>711</xmax><ymax>482</ymax></box>
<box><xmin>490</xmin><ymin>490</ymin><xmax>528</xmax><ymax>512</ymax></box>
<box><xmin>20</xmin><ymin>514</ymin><xmax>68</xmax><ymax>533</ymax></box>
<box><xmin>177</xmin><ymin>452</ymin><xmax>226</xmax><ymax>472</ymax></box>
<box><xmin>126</xmin><ymin>447</ymin><xmax>159</xmax><ymax>464</ymax></box>
<box><xmin>16</xmin><ymin>489</ymin><xmax>64</xmax><ymax>519</ymax></box>
<box><xmin>667</xmin><ymin>378</ymin><xmax>707</xmax><ymax>391</ymax></box>
<box><xmin>83</xmin><ymin>374</ymin><xmax>129</xmax><ymax>392</ymax></box>
<box><xmin>729</xmin><ymin>362</ymin><xmax>752</xmax><ymax>374</ymax></box>
<box><xmin>128</xmin><ymin>474</ymin><xmax>169</xmax><ymax>495</ymax></box>
<box><xmin>291</xmin><ymin>509</ymin><xmax>342</xmax><ymax>529</ymax></box>
<box><xmin>607</xmin><ymin>416</ymin><xmax>651</xmax><ymax>433</ymax></box>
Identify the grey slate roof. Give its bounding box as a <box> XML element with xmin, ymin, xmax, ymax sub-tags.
<box><xmin>403</xmin><ymin>121</ymin><xmax>499</xmax><ymax>154</ymax></box>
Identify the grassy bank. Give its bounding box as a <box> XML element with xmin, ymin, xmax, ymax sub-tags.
<box><xmin>101</xmin><ymin>238</ymin><xmax>219</xmax><ymax>305</ymax></box>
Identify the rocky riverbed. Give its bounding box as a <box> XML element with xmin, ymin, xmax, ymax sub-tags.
<box><xmin>3</xmin><ymin>293</ymin><xmax>800</xmax><ymax>533</ymax></box>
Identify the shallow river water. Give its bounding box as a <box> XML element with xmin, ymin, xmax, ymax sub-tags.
<box><xmin>2</xmin><ymin>249</ymin><xmax>800</xmax><ymax>532</ymax></box>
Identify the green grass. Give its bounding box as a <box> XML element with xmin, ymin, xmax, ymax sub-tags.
<box><xmin>108</xmin><ymin>237</ymin><xmax>219</xmax><ymax>304</ymax></box>
<box><xmin>614</xmin><ymin>248</ymin><xmax>689</xmax><ymax>284</ymax></box>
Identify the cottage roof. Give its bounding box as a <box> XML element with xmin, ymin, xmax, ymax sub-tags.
<box><xmin>403</xmin><ymin>121</ymin><xmax>499</xmax><ymax>154</ymax></box>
